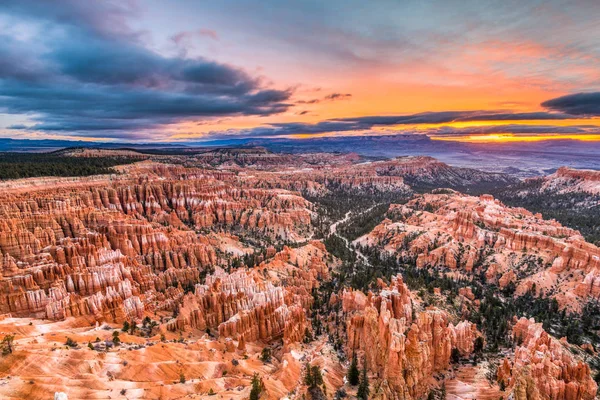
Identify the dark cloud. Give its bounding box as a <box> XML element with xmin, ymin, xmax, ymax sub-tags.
<box><xmin>0</xmin><ymin>79</ymin><xmax>289</xmax><ymax>132</ymax></box>
<box><xmin>332</xmin><ymin>110</ymin><xmax>573</xmax><ymax>130</ymax></box>
<box><xmin>207</xmin><ymin>110</ymin><xmax>579</xmax><ymax>138</ymax></box>
<box><xmin>172</xmin><ymin>29</ymin><xmax>219</xmax><ymax>45</ymax></box>
<box><xmin>0</xmin><ymin>0</ymin><xmax>291</xmax><ymax>138</ymax></box>
<box><xmin>296</xmin><ymin>92</ymin><xmax>352</xmax><ymax>105</ymax></box>
<box><xmin>296</xmin><ymin>99</ymin><xmax>321</xmax><ymax>104</ymax></box>
<box><xmin>429</xmin><ymin>124</ymin><xmax>599</xmax><ymax>136</ymax></box>
<box><xmin>324</xmin><ymin>93</ymin><xmax>352</xmax><ymax>101</ymax></box>
<box><xmin>1</xmin><ymin>0</ymin><xmax>140</xmax><ymax>39</ymax></box>
<box><xmin>455</xmin><ymin>112</ymin><xmax>573</xmax><ymax>121</ymax></box>
<box><xmin>541</xmin><ymin>92</ymin><xmax>600</xmax><ymax>116</ymax></box>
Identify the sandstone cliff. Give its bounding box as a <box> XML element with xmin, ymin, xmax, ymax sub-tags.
<box><xmin>343</xmin><ymin>275</ymin><xmax>481</xmax><ymax>400</ymax></box>
<box><xmin>0</xmin><ymin>164</ymin><xmax>314</xmax><ymax>321</ymax></box>
<box><xmin>498</xmin><ymin>317</ymin><xmax>597</xmax><ymax>400</ymax></box>
<box><xmin>355</xmin><ymin>192</ymin><xmax>600</xmax><ymax>311</ymax></box>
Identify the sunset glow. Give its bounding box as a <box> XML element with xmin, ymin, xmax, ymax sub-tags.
<box><xmin>2</xmin><ymin>4</ymin><xmax>600</xmax><ymax>400</ymax></box>
<box><xmin>432</xmin><ymin>133</ymin><xmax>600</xmax><ymax>143</ymax></box>
<box><xmin>0</xmin><ymin>1</ymin><xmax>599</xmax><ymax>144</ymax></box>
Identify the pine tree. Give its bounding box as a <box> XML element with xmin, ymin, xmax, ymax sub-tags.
<box><xmin>260</xmin><ymin>347</ymin><xmax>272</xmax><ymax>363</ymax></box>
<box><xmin>347</xmin><ymin>354</ymin><xmax>360</xmax><ymax>386</ymax></box>
<box><xmin>250</xmin><ymin>373</ymin><xmax>263</xmax><ymax>400</ymax></box>
<box><xmin>130</xmin><ymin>320</ymin><xmax>137</xmax><ymax>335</ymax></box>
<box><xmin>357</xmin><ymin>358</ymin><xmax>369</xmax><ymax>400</ymax></box>
<box><xmin>310</xmin><ymin>365</ymin><xmax>323</xmax><ymax>387</ymax></box>
<box><xmin>112</xmin><ymin>331</ymin><xmax>121</xmax><ymax>345</ymax></box>
<box><xmin>304</xmin><ymin>362</ymin><xmax>314</xmax><ymax>387</ymax></box>
<box><xmin>304</xmin><ymin>363</ymin><xmax>324</xmax><ymax>388</ymax></box>
<box><xmin>303</xmin><ymin>327</ymin><xmax>314</xmax><ymax>343</ymax></box>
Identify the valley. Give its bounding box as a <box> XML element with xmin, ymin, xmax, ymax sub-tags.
<box><xmin>0</xmin><ymin>148</ymin><xmax>598</xmax><ymax>400</ymax></box>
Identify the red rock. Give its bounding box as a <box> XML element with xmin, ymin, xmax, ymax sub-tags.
<box><xmin>0</xmin><ymin>164</ymin><xmax>316</xmax><ymax>321</ymax></box>
<box><xmin>500</xmin><ymin>317</ymin><xmax>597</xmax><ymax>400</ymax></box>
<box><xmin>344</xmin><ymin>275</ymin><xmax>480</xmax><ymax>399</ymax></box>
<box><xmin>355</xmin><ymin>192</ymin><xmax>600</xmax><ymax>311</ymax></box>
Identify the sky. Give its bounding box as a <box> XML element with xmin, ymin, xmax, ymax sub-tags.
<box><xmin>1</xmin><ymin>0</ymin><xmax>600</xmax><ymax>143</ymax></box>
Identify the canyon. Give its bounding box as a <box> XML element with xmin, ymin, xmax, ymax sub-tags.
<box><xmin>0</xmin><ymin>149</ymin><xmax>597</xmax><ymax>400</ymax></box>
<box><xmin>355</xmin><ymin>191</ymin><xmax>600</xmax><ymax>312</ymax></box>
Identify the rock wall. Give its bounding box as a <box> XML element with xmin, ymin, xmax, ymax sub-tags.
<box><xmin>0</xmin><ymin>164</ymin><xmax>314</xmax><ymax>321</ymax></box>
<box><xmin>356</xmin><ymin>192</ymin><xmax>600</xmax><ymax>311</ymax></box>
<box><xmin>498</xmin><ymin>317</ymin><xmax>597</xmax><ymax>400</ymax></box>
<box><xmin>343</xmin><ymin>275</ymin><xmax>481</xmax><ymax>400</ymax></box>
<box><xmin>167</xmin><ymin>242</ymin><xmax>329</xmax><ymax>345</ymax></box>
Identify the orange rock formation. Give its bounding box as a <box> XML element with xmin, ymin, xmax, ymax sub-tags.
<box><xmin>498</xmin><ymin>317</ymin><xmax>597</xmax><ymax>400</ymax></box>
<box><xmin>343</xmin><ymin>275</ymin><xmax>481</xmax><ymax>399</ymax></box>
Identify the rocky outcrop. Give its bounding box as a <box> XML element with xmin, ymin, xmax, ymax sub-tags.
<box><xmin>343</xmin><ymin>275</ymin><xmax>481</xmax><ymax>400</ymax></box>
<box><xmin>498</xmin><ymin>317</ymin><xmax>597</xmax><ymax>400</ymax></box>
<box><xmin>0</xmin><ymin>164</ymin><xmax>314</xmax><ymax>321</ymax></box>
<box><xmin>371</xmin><ymin>156</ymin><xmax>517</xmax><ymax>189</ymax></box>
<box><xmin>356</xmin><ymin>192</ymin><xmax>600</xmax><ymax>311</ymax></box>
<box><xmin>540</xmin><ymin>167</ymin><xmax>600</xmax><ymax>195</ymax></box>
<box><xmin>167</xmin><ymin>242</ymin><xmax>329</xmax><ymax>345</ymax></box>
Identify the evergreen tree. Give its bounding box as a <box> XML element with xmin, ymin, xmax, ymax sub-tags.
<box><xmin>473</xmin><ymin>336</ymin><xmax>484</xmax><ymax>354</ymax></box>
<box><xmin>112</xmin><ymin>331</ymin><xmax>121</xmax><ymax>345</ymax></box>
<box><xmin>347</xmin><ymin>354</ymin><xmax>360</xmax><ymax>386</ymax></box>
<box><xmin>304</xmin><ymin>362</ymin><xmax>314</xmax><ymax>387</ymax></box>
<box><xmin>304</xmin><ymin>363</ymin><xmax>324</xmax><ymax>388</ymax></box>
<box><xmin>357</xmin><ymin>359</ymin><xmax>369</xmax><ymax>400</ymax></box>
<box><xmin>310</xmin><ymin>365</ymin><xmax>323</xmax><ymax>387</ymax></box>
<box><xmin>260</xmin><ymin>347</ymin><xmax>272</xmax><ymax>363</ymax></box>
<box><xmin>303</xmin><ymin>327</ymin><xmax>314</xmax><ymax>343</ymax></box>
<box><xmin>250</xmin><ymin>373</ymin><xmax>263</xmax><ymax>400</ymax></box>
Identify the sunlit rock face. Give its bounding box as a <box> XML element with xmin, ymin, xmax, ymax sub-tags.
<box><xmin>0</xmin><ymin>152</ymin><xmax>597</xmax><ymax>400</ymax></box>
<box><xmin>355</xmin><ymin>191</ymin><xmax>600</xmax><ymax>311</ymax></box>
<box><xmin>167</xmin><ymin>241</ymin><xmax>329</xmax><ymax>346</ymax></box>
<box><xmin>243</xmin><ymin>155</ymin><xmax>515</xmax><ymax>197</ymax></box>
<box><xmin>498</xmin><ymin>317</ymin><xmax>597</xmax><ymax>400</ymax></box>
<box><xmin>0</xmin><ymin>163</ymin><xmax>314</xmax><ymax>322</ymax></box>
<box><xmin>343</xmin><ymin>275</ymin><xmax>481</xmax><ymax>400</ymax></box>
<box><xmin>540</xmin><ymin>167</ymin><xmax>600</xmax><ymax>195</ymax></box>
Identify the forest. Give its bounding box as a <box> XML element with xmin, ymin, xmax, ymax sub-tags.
<box><xmin>492</xmin><ymin>180</ymin><xmax>600</xmax><ymax>246</ymax></box>
<box><xmin>0</xmin><ymin>152</ymin><xmax>137</xmax><ymax>180</ymax></box>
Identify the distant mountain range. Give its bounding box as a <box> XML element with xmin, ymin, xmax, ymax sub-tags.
<box><xmin>1</xmin><ymin>135</ymin><xmax>599</xmax><ymax>177</ymax></box>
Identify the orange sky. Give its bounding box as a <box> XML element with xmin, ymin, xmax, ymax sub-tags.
<box><xmin>2</xmin><ymin>1</ymin><xmax>600</xmax><ymax>143</ymax></box>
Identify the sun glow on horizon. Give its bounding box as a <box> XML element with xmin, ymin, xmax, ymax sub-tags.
<box><xmin>432</xmin><ymin>133</ymin><xmax>600</xmax><ymax>143</ymax></box>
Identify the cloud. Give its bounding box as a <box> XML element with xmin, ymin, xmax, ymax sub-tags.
<box><xmin>203</xmin><ymin>110</ymin><xmax>578</xmax><ymax>139</ymax></box>
<box><xmin>0</xmin><ymin>0</ymin><xmax>291</xmax><ymax>138</ymax></box>
<box><xmin>1</xmin><ymin>0</ymin><xmax>140</xmax><ymax>39</ymax></box>
<box><xmin>324</xmin><ymin>93</ymin><xmax>352</xmax><ymax>101</ymax></box>
<box><xmin>2</xmin><ymin>1</ymin><xmax>599</xmax><ymax>142</ymax></box>
<box><xmin>427</xmin><ymin>124</ymin><xmax>600</xmax><ymax>136</ymax></box>
<box><xmin>296</xmin><ymin>92</ymin><xmax>353</xmax><ymax>104</ymax></box>
<box><xmin>296</xmin><ymin>99</ymin><xmax>321</xmax><ymax>104</ymax></box>
<box><xmin>541</xmin><ymin>92</ymin><xmax>600</xmax><ymax>116</ymax></box>
<box><xmin>172</xmin><ymin>29</ymin><xmax>219</xmax><ymax>45</ymax></box>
